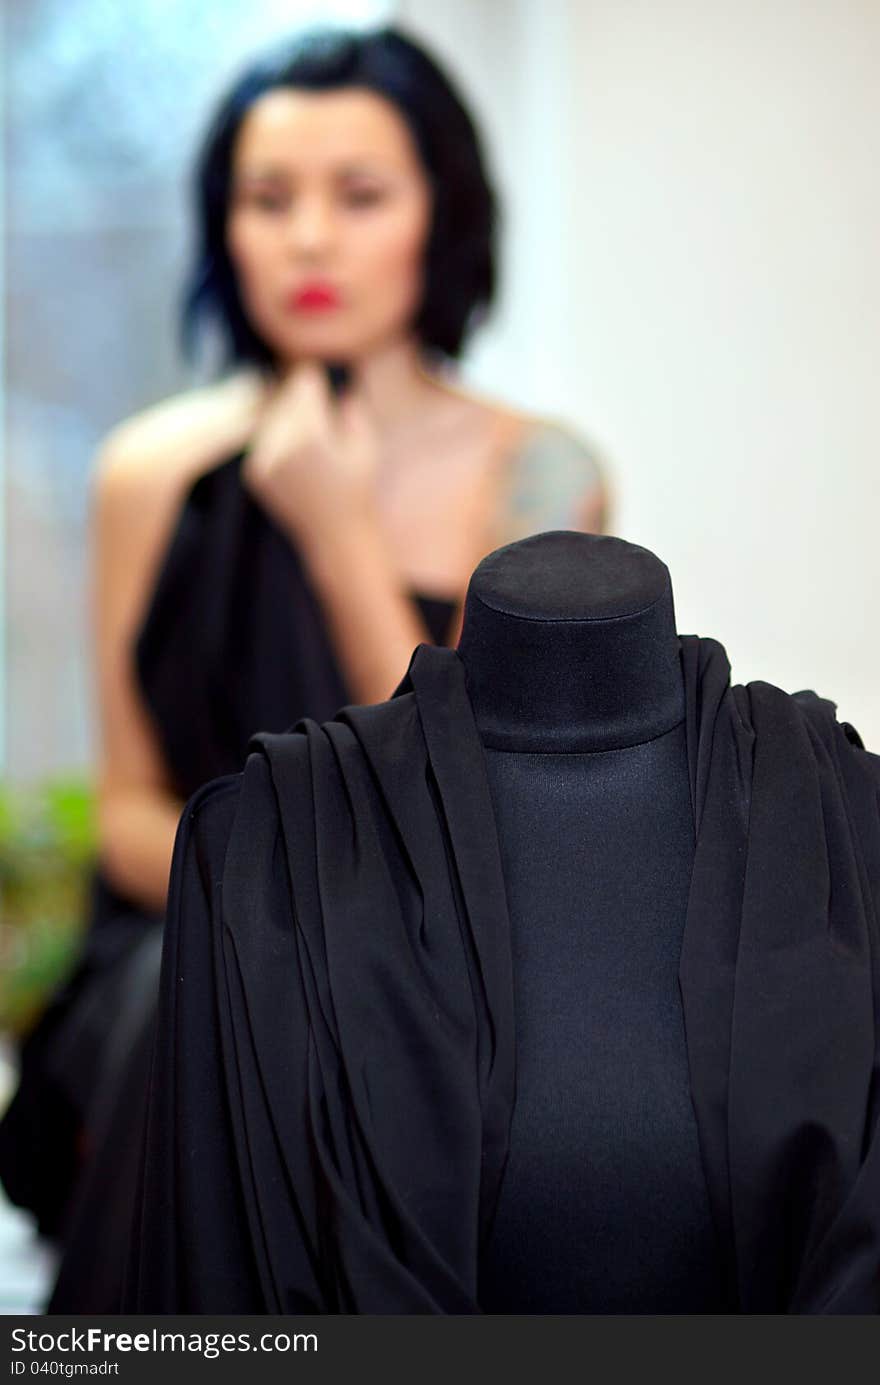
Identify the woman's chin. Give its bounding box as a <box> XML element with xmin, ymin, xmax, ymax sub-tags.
<box><xmin>267</xmin><ymin>320</ymin><xmax>360</xmax><ymax>362</ymax></box>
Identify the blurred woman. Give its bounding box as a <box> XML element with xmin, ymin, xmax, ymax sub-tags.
<box><xmin>0</xmin><ymin>25</ymin><xmax>606</xmax><ymax>1305</ymax></box>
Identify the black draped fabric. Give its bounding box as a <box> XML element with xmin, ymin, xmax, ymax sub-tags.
<box><xmin>127</xmin><ymin>637</ymin><xmax>880</xmax><ymax>1313</ymax></box>
<box><xmin>136</xmin><ymin>449</ymin><xmax>458</xmax><ymax>794</ymax></box>
<box><xmin>0</xmin><ymin>449</ymin><xmax>456</xmax><ymax>1274</ymax></box>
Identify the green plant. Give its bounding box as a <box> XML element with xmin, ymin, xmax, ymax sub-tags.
<box><xmin>0</xmin><ymin>777</ymin><xmax>97</xmax><ymax>1035</ymax></box>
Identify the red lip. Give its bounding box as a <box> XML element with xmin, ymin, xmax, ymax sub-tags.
<box><xmin>288</xmin><ymin>283</ymin><xmax>341</xmax><ymax>312</ymax></box>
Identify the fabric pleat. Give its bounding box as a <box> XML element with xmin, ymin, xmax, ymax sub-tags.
<box><xmin>127</xmin><ymin>638</ymin><xmax>880</xmax><ymax>1313</ymax></box>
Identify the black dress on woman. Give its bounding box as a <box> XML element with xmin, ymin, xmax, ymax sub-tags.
<box><xmin>0</xmin><ymin>448</ymin><xmax>456</xmax><ymax>1307</ymax></box>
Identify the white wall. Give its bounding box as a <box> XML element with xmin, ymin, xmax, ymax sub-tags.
<box><xmin>399</xmin><ymin>0</ymin><xmax>880</xmax><ymax>746</ymax></box>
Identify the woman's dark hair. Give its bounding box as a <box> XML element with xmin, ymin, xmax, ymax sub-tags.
<box><xmin>182</xmin><ymin>25</ymin><xmax>498</xmax><ymax>368</ymax></box>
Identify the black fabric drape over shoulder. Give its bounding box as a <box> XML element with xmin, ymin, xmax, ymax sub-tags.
<box><xmin>126</xmin><ymin>638</ymin><xmax>880</xmax><ymax>1313</ymax></box>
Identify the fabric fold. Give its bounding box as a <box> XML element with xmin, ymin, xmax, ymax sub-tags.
<box><xmin>127</xmin><ymin>638</ymin><xmax>880</xmax><ymax>1313</ymax></box>
<box><xmin>677</xmin><ymin>638</ymin><xmax>880</xmax><ymax>1312</ymax></box>
<box><xmin>215</xmin><ymin>644</ymin><xmax>517</xmax><ymax>1312</ymax></box>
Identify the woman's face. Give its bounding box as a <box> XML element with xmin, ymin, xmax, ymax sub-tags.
<box><xmin>226</xmin><ymin>86</ymin><xmax>433</xmax><ymax>366</ymax></box>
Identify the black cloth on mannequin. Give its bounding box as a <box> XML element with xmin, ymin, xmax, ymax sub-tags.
<box><xmin>0</xmin><ymin>450</ymin><xmax>455</xmax><ymax>1308</ymax></box>
<box><xmin>125</xmin><ymin>546</ymin><xmax>880</xmax><ymax>1313</ymax></box>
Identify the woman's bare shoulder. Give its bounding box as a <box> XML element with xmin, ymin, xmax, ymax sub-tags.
<box><xmin>94</xmin><ymin>371</ymin><xmax>266</xmax><ymax>498</ymax></box>
<box><xmin>91</xmin><ymin>373</ymin><xmax>268</xmax><ymax>611</ymax></box>
<box><xmin>438</xmin><ymin>384</ymin><xmax>610</xmax><ymax>540</ymax></box>
<box><xmin>505</xmin><ymin>411</ymin><xmax>604</xmax><ymax>477</ymax></box>
<box><xmin>428</xmin><ymin>376</ymin><xmax>599</xmax><ymax>463</ymax></box>
<box><xmin>423</xmin><ymin>375</ymin><xmax>527</xmax><ymax>443</ymax></box>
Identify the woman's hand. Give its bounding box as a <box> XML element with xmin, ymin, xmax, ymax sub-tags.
<box><xmin>242</xmin><ymin>361</ymin><xmax>380</xmax><ymax>548</ymax></box>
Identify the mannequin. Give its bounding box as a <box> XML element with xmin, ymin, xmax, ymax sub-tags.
<box><xmin>124</xmin><ymin>532</ymin><xmax>880</xmax><ymax>1314</ymax></box>
<box><xmin>460</xmin><ymin>533</ymin><xmax>725</xmax><ymax>1310</ymax></box>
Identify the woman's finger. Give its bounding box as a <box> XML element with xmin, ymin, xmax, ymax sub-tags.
<box><xmin>336</xmin><ymin>386</ymin><xmax>375</xmax><ymax>453</ymax></box>
<box><xmin>270</xmin><ymin>360</ymin><xmax>335</xmax><ymax>445</ymax></box>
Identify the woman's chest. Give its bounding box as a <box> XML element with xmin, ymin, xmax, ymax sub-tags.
<box><xmin>372</xmin><ymin>416</ymin><xmax>525</xmax><ymax>593</ymax></box>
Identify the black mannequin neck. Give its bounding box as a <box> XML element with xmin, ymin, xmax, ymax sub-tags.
<box><xmin>456</xmin><ymin>531</ymin><xmax>684</xmax><ymax>753</ymax></box>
